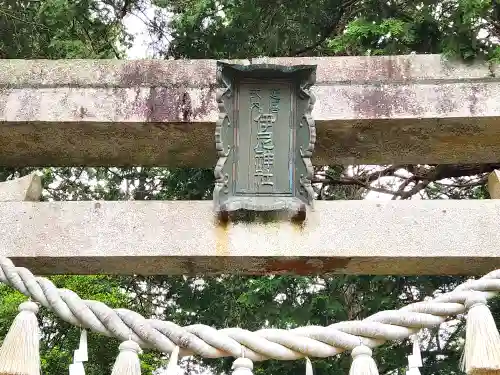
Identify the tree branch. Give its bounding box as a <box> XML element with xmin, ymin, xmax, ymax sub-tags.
<box><xmin>315</xmin><ymin>163</ymin><xmax>500</xmax><ymax>200</ymax></box>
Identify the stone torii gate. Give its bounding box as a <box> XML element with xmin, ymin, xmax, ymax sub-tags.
<box><xmin>0</xmin><ymin>54</ymin><xmax>500</xmax><ymax>275</ymax></box>
<box><xmin>1</xmin><ymin>54</ymin><xmax>500</xmax><ymax>375</ymax></box>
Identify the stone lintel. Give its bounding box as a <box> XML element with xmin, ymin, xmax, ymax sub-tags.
<box><xmin>2</xmin><ymin>200</ymin><xmax>500</xmax><ymax>276</ymax></box>
<box><xmin>0</xmin><ymin>55</ymin><xmax>499</xmax><ymax>166</ymax></box>
<box><xmin>0</xmin><ymin>173</ymin><xmax>42</xmax><ymax>202</ymax></box>
<box><xmin>488</xmin><ymin>170</ymin><xmax>500</xmax><ymax>199</ymax></box>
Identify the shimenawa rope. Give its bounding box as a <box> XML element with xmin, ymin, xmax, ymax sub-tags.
<box><xmin>2</xmin><ymin>256</ymin><xmax>500</xmax><ymax>361</ymax></box>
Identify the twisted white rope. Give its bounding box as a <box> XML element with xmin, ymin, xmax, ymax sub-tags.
<box><xmin>1</xmin><ymin>256</ymin><xmax>499</xmax><ymax>361</ymax></box>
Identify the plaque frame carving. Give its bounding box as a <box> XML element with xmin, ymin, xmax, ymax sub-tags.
<box><xmin>214</xmin><ymin>61</ymin><xmax>317</xmax><ymax>223</ymax></box>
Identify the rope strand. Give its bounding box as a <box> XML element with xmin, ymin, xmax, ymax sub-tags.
<box><xmin>0</xmin><ymin>256</ymin><xmax>497</xmax><ymax>361</ymax></box>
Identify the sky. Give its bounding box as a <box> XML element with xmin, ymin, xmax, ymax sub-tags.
<box><xmin>122</xmin><ymin>1</ymin><xmax>170</xmax><ymax>59</ymax></box>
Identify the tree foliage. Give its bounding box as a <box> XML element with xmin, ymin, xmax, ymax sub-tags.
<box><xmin>158</xmin><ymin>0</ymin><xmax>500</xmax><ymax>61</ymax></box>
<box><xmin>1</xmin><ymin>1</ymin><xmax>500</xmax><ymax>375</ymax></box>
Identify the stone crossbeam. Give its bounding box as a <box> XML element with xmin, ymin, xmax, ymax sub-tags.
<box><xmin>0</xmin><ymin>173</ymin><xmax>42</xmax><ymax>202</ymax></box>
<box><xmin>0</xmin><ymin>55</ymin><xmax>499</xmax><ymax>167</ymax></box>
<box><xmin>2</xmin><ymin>200</ymin><xmax>500</xmax><ymax>275</ymax></box>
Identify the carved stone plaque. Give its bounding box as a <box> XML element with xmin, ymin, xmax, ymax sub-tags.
<box><xmin>214</xmin><ymin>62</ymin><xmax>317</xmax><ymax>222</ymax></box>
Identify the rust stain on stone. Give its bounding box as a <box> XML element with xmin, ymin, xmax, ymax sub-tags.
<box><xmin>214</xmin><ymin>220</ymin><xmax>230</xmax><ymax>256</ymax></box>
<box><xmin>262</xmin><ymin>257</ymin><xmax>350</xmax><ymax>275</ymax></box>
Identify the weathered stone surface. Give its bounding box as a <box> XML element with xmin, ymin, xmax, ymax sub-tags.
<box><xmin>488</xmin><ymin>170</ymin><xmax>500</xmax><ymax>199</ymax></box>
<box><xmin>252</xmin><ymin>54</ymin><xmax>497</xmax><ymax>82</ymax></box>
<box><xmin>0</xmin><ymin>173</ymin><xmax>42</xmax><ymax>202</ymax></box>
<box><xmin>3</xmin><ymin>200</ymin><xmax>500</xmax><ymax>275</ymax></box>
<box><xmin>0</xmin><ymin>55</ymin><xmax>492</xmax><ymax>87</ymax></box>
<box><xmin>0</xmin><ymin>59</ymin><xmax>249</xmax><ymax>88</ymax></box>
<box><xmin>0</xmin><ymin>55</ymin><xmax>499</xmax><ymax>166</ymax></box>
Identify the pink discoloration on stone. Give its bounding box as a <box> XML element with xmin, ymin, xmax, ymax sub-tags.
<box><xmin>0</xmin><ymin>55</ymin><xmax>496</xmax><ymax>88</ymax></box>
<box><xmin>349</xmin><ymin>85</ymin><xmax>423</xmax><ymax>118</ymax></box>
<box><xmin>251</xmin><ymin>55</ymin><xmax>497</xmax><ymax>83</ymax></box>
<box><xmin>2</xmin><ymin>83</ymin><xmax>498</xmax><ymax>124</ymax></box>
<box><xmin>0</xmin><ymin>59</ymin><xmax>250</xmax><ymax>88</ymax></box>
<box><xmin>435</xmin><ymin>84</ymin><xmax>459</xmax><ymax>114</ymax></box>
<box><xmin>309</xmin><ymin>82</ymin><xmax>500</xmax><ymax>121</ymax></box>
<box><xmin>0</xmin><ymin>87</ymin><xmax>219</xmax><ymax>123</ymax></box>
<box><xmin>0</xmin><ymin>55</ymin><xmax>499</xmax><ymax>167</ymax></box>
<box><xmin>147</xmin><ymin>87</ymin><xmax>183</xmax><ymax>122</ymax></box>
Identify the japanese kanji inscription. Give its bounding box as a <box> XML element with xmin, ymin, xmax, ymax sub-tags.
<box><xmin>214</xmin><ymin>62</ymin><xmax>317</xmax><ymax>223</ymax></box>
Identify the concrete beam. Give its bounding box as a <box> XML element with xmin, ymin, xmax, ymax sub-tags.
<box><xmin>0</xmin><ymin>173</ymin><xmax>42</xmax><ymax>202</ymax></box>
<box><xmin>3</xmin><ymin>200</ymin><xmax>500</xmax><ymax>276</ymax></box>
<box><xmin>488</xmin><ymin>170</ymin><xmax>500</xmax><ymax>199</ymax></box>
<box><xmin>0</xmin><ymin>55</ymin><xmax>499</xmax><ymax>167</ymax></box>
